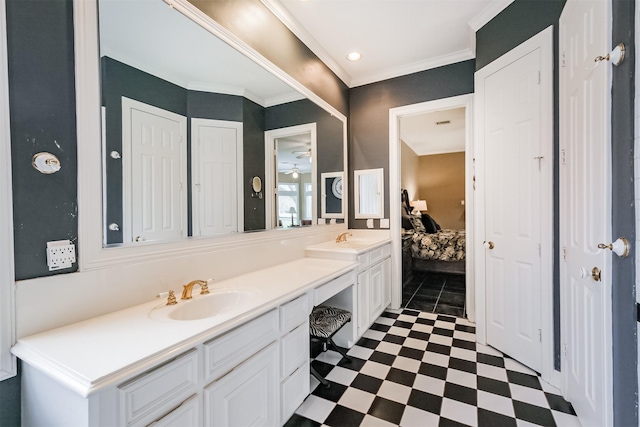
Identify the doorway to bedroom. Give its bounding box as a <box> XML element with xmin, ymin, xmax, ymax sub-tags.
<box><xmin>389</xmin><ymin>94</ymin><xmax>474</xmax><ymax>321</ymax></box>
<box><xmin>400</xmin><ymin>107</ymin><xmax>467</xmax><ymax>317</ymax></box>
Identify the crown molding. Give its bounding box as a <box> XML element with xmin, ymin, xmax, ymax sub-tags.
<box><xmin>468</xmin><ymin>0</ymin><xmax>515</xmax><ymax>31</ymax></box>
<box><xmin>260</xmin><ymin>0</ymin><xmax>353</xmax><ymax>87</ymax></box>
<box><xmin>350</xmin><ymin>49</ymin><xmax>475</xmax><ymax>88</ymax></box>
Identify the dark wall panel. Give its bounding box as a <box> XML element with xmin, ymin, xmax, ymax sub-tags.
<box><xmin>611</xmin><ymin>0</ymin><xmax>637</xmax><ymax>424</ymax></box>
<box><xmin>243</xmin><ymin>98</ymin><xmax>266</xmax><ymax>231</ymax></box>
<box><xmin>348</xmin><ymin>60</ymin><xmax>475</xmax><ymax>227</ymax></box>
<box><xmin>0</xmin><ymin>364</ymin><xmax>20</xmax><ymax>427</ymax></box>
<box><xmin>6</xmin><ymin>0</ymin><xmax>78</xmax><ymax>281</ymax></box>
<box><xmin>475</xmin><ymin>0</ymin><xmax>566</xmax><ymax>70</ymax></box>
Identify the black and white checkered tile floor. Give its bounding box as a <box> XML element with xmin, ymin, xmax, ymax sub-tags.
<box><xmin>286</xmin><ymin>309</ymin><xmax>580</xmax><ymax>427</ymax></box>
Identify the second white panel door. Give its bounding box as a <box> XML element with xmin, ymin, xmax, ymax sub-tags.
<box><xmin>483</xmin><ymin>47</ymin><xmax>543</xmax><ymax>373</ymax></box>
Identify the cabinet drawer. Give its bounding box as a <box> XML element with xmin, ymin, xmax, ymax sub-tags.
<box><xmin>204</xmin><ymin>309</ymin><xmax>278</xmax><ymax>382</ymax></box>
<box><xmin>369</xmin><ymin>246</ymin><xmax>384</xmax><ymax>265</ymax></box>
<box><xmin>118</xmin><ymin>349</ymin><xmax>198</xmax><ymax>427</ymax></box>
<box><xmin>149</xmin><ymin>394</ymin><xmax>200</xmax><ymax>427</ymax></box>
<box><xmin>357</xmin><ymin>252</ymin><xmax>370</xmax><ymax>269</ymax></box>
<box><xmin>382</xmin><ymin>243</ymin><xmax>391</xmax><ymax>259</ymax></box>
<box><xmin>280</xmin><ymin>294</ymin><xmax>309</xmax><ymax>333</ymax></box>
<box><xmin>281</xmin><ymin>363</ymin><xmax>310</xmax><ymax>423</ymax></box>
<box><xmin>280</xmin><ymin>322</ymin><xmax>309</xmax><ymax>379</ymax></box>
<box><xmin>314</xmin><ymin>272</ymin><xmax>355</xmax><ymax>305</ymax></box>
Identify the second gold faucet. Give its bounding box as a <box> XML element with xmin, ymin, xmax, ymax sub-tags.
<box><xmin>335</xmin><ymin>232</ymin><xmax>352</xmax><ymax>243</ymax></box>
<box><xmin>181</xmin><ymin>279</ymin><xmax>210</xmax><ymax>300</ymax></box>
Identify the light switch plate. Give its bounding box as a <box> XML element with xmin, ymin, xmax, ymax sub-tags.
<box><xmin>46</xmin><ymin>240</ymin><xmax>76</xmax><ymax>271</ymax></box>
<box><xmin>366</xmin><ymin>219</ymin><xmax>374</xmax><ymax>228</ymax></box>
<box><xmin>380</xmin><ymin>218</ymin><xmax>390</xmax><ymax>228</ymax></box>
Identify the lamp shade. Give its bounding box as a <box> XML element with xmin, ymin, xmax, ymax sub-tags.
<box><xmin>410</xmin><ymin>200</ymin><xmax>427</xmax><ymax>212</ymax></box>
<box><xmin>288</xmin><ymin>206</ymin><xmax>297</xmax><ymax>214</ymax></box>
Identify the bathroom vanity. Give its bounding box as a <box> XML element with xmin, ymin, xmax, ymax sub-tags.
<box><xmin>305</xmin><ymin>230</ymin><xmax>392</xmax><ymax>345</ymax></box>
<box><xmin>12</xmin><ymin>257</ymin><xmax>357</xmax><ymax>426</ymax></box>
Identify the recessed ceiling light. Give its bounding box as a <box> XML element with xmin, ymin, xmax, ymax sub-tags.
<box><xmin>347</xmin><ymin>52</ymin><xmax>362</xmax><ymax>61</ymax></box>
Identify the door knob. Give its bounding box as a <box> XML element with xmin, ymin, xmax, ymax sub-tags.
<box><xmin>598</xmin><ymin>237</ymin><xmax>630</xmax><ymax>258</ymax></box>
<box><xmin>135</xmin><ymin>236</ymin><xmax>145</xmax><ymax>242</ymax></box>
<box><xmin>591</xmin><ymin>267</ymin><xmax>602</xmax><ymax>282</ymax></box>
<box><xmin>483</xmin><ymin>241</ymin><xmax>494</xmax><ymax>249</ymax></box>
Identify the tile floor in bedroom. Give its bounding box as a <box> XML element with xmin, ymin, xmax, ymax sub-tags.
<box><xmin>285</xmin><ymin>309</ymin><xmax>580</xmax><ymax>427</ymax></box>
<box><xmin>403</xmin><ymin>272</ymin><xmax>466</xmax><ymax>317</ymax></box>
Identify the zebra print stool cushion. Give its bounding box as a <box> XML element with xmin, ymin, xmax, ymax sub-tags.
<box><xmin>309</xmin><ymin>305</ymin><xmax>351</xmax><ymax>338</ymax></box>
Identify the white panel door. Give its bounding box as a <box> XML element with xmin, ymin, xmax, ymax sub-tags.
<box><xmin>560</xmin><ymin>0</ymin><xmax>612</xmax><ymax>425</ymax></box>
<box><xmin>191</xmin><ymin>119</ymin><xmax>242</xmax><ymax>236</ymax></box>
<box><xmin>124</xmin><ymin>98</ymin><xmax>186</xmax><ymax>244</ymax></box>
<box><xmin>483</xmin><ymin>48</ymin><xmax>543</xmax><ymax>373</ymax></box>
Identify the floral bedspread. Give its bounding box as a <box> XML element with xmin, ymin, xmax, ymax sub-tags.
<box><xmin>411</xmin><ymin>229</ymin><xmax>466</xmax><ymax>261</ymax></box>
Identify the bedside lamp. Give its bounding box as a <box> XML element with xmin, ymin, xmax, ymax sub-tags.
<box><xmin>288</xmin><ymin>206</ymin><xmax>297</xmax><ymax>227</ymax></box>
<box><xmin>410</xmin><ymin>200</ymin><xmax>427</xmax><ymax>215</ymax></box>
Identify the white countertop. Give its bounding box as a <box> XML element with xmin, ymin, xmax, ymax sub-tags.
<box><xmin>305</xmin><ymin>231</ymin><xmax>391</xmax><ymax>259</ymax></box>
<box><xmin>11</xmin><ymin>257</ymin><xmax>357</xmax><ymax>397</ymax></box>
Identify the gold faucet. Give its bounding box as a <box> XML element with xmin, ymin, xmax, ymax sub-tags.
<box><xmin>335</xmin><ymin>232</ymin><xmax>352</xmax><ymax>243</ymax></box>
<box><xmin>181</xmin><ymin>279</ymin><xmax>210</xmax><ymax>300</ymax></box>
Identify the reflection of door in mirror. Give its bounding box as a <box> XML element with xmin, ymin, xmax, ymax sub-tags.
<box><xmin>265</xmin><ymin>123</ymin><xmax>317</xmax><ymax>229</ymax></box>
<box><xmin>191</xmin><ymin>119</ymin><xmax>243</xmax><ymax>236</ymax></box>
<box><xmin>122</xmin><ymin>98</ymin><xmax>187</xmax><ymax>243</ymax></box>
<box><xmin>354</xmin><ymin>168</ymin><xmax>384</xmax><ymax>219</ymax></box>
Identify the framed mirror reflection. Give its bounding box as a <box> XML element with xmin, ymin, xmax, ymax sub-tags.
<box><xmin>97</xmin><ymin>0</ymin><xmax>346</xmax><ymax>246</ymax></box>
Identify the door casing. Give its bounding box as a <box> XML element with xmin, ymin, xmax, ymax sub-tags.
<box><xmin>388</xmin><ymin>94</ymin><xmax>475</xmax><ymax>316</ymax></box>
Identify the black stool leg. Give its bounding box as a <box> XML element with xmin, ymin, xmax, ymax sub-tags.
<box><xmin>326</xmin><ymin>337</ymin><xmax>351</xmax><ymax>362</ymax></box>
<box><xmin>310</xmin><ymin>365</ymin><xmax>330</xmax><ymax>388</ymax></box>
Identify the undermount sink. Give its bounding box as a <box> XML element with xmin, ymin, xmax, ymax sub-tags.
<box><xmin>152</xmin><ymin>289</ymin><xmax>259</xmax><ymax>321</ymax></box>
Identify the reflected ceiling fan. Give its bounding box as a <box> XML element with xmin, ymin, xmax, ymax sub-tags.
<box><xmin>284</xmin><ymin>164</ymin><xmax>300</xmax><ymax>178</ymax></box>
<box><xmin>293</xmin><ymin>148</ymin><xmax>311</xmax><ymax>160</ymax></box>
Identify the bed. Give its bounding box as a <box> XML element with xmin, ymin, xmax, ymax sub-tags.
<box><xmin>401</xmin><ymin>190</ymin><xmax>466</xmax><ymax>275</ymax></box>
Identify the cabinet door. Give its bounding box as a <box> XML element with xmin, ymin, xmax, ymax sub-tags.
<box><xmin>369</xmin><ymin>262</ymin><xmax>385</xmax><ymax>323</ymax></box>
<box><xmin>203</xmin><ymin>343</ymin><xmax>279</xmax><ymax>426</ymax></box>
<box><xmin>382</xmin><ymin>257</ymin><xmax>391</xmax><ymax>309</ymax></box>
<box><xmin>357</xmin><ymin>270</ymin><xmax>370</xmax><ymax>337</ymax></box>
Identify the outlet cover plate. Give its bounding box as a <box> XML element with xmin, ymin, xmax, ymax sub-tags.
<box><xmin>46</xmin><ymin>240</ymin><xmax>76</xmax><ymax>271</ymax></box>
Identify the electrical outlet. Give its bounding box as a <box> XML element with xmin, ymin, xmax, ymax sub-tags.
<box><xmin>47</xmin><ymin>240</ymin><xmax>76</xmax><ymax>271</ymax></box>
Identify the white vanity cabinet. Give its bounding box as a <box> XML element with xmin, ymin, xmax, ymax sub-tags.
<box><xmin>357</xmin><ymin>243</ymin><xmax>392</xmax><ymax>336</ymax></box>
<box><xmin>19</xmin><ymin>300</ymin><xmax>309</xmax><ymax>427</ymax></box>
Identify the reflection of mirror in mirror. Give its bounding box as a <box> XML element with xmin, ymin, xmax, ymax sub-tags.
<box><xmin>97</xmin><ymin>0</ymin><xmax>345</xmax><ymax>245</ymax></box>
<box><xmin>251</xmin><ymin>176</ymin><xmax>262</xmax><ymax>198</ymax></box>
<box><xmin>354</xmin><ymin>168</ymin><xmax>384</xmax><ymax>219</ymax></box>
<box><xmin>321</xmin><ymin>172</ymin><xmax>344</xmax><ymax>219</ymax></box>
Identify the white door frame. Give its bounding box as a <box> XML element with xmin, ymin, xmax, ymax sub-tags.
<box><xmin>0</xmin><ymin>0</ymin><xmax>16</xmax><ymax>381</ymax></box>
<box><xmin>121</xmin><ymin>97</ymin><xmax>188</xmax><ymax>243</ymax></box>
<box><xmin>191</xmin><ymin>118</ymin><xmax>244</xmax><ymax>236</ymax></box>
<box><xmin>264</xmin><ymin>123</ymin><xmax>317</xmax><ymax>229</ymax></box>
<box><xmin>474</xmin><ymin>26</ymin><xmax>557</xmax><ymax>386</ymax></box>
<box><xmin>389</xmin><ymin>94</ymin><xmax>474</xmax><ymax>316</ymax></box>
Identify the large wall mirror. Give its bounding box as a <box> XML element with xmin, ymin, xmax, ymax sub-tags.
<box><xmin>75</xmin><ymin>0</ymin><xmax>347</xmax><ymax>269</ymax></box>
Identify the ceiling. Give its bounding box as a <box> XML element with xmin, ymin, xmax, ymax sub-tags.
<box><xmin>400</xmin><ymin>107</ymin><xmax>466</xmax><ymax>156</ymax></box>
<box><xmin>263</xmin><ymin>0</ymin><xmax>514</xmax><ymax>88</ymax></box>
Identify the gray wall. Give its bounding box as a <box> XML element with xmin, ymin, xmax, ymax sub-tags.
<box><xmin>348</xmin><ymin>60</ymin><xmax>475</xmax><ymax>228</ymax></box>
<box><xmin>611</xmin><ymin>0</ymin><xmax>637</xmax><ymax>424</ymax></box>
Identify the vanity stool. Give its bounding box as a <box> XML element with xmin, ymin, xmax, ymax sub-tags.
<box><xmin>309</xmin><ymin>305</ymin><xmax>352</xmax><ymax>387</ymax></box>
